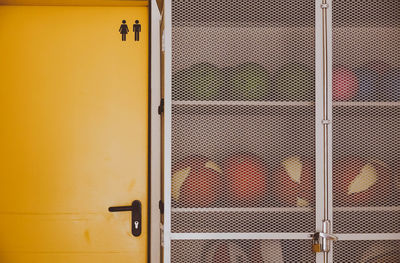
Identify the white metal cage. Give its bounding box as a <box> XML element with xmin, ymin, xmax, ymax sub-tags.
<box><xmin>163</xmin><ymin>0</ymin><xmax>400</xmax><ymax>262</ymax></box>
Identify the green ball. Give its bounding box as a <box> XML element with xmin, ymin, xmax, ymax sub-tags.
<box><xmin>231</xmin><ymin>62</ymin><xmax>270</xmax><ymax>101</ymax></box>
<box><xmin>186</xmin><ymin>63</ymin><xmax>223</xmax><ymax>100</ymax></box>
<box><xmin>275</xmin><ymin>64</ymin><xmax>314</xmax><ymax>101</ymax></box>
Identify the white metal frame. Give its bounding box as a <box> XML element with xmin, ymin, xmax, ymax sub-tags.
<box><xmin>170</xmin><ymin>233</ymin><xmax>313</xmax><ymax>240</ymax></box>
<box><xmin>162</xmin><ymin>0</ymin><xmax>328</xmax><ymax>262</ymax></box>
<box><xmin>163</xmin><ymin>0</ymin><xmax>172</xmax><ymax>262</ymax></box>
<box><xmin>325</xmin><ymin>0</ymin><xmax>333</xmax><ymax>262</ymax></box>
<box><xmin>315</xmin><ymin>0</ymin><xmax>326</xmax><ymax>262</ymax></box>
<box><xmin>327</xmin><ymin>0</ymin><xmax>400</xmax><ymax>261</ymax></box>
<box><xmin>150</xmin><ymin>0</ymin><xmax>162</xmax><ymax>262</ymax></box>
<box><xmin>336</xmin><ymin>234</ymin><xmax>400</xmax><ymax>241</ymax></box>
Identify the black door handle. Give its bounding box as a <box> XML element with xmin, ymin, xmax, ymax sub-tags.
<box><xmin>108</xmin><ymin>200</ymin><xmax>141</xmax><ymax>237</ymax></box>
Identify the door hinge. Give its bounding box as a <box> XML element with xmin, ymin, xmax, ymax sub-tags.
<box><xmin>160</xmin><ymin>223</ymin><xmax>164</xmax><ymax>247</ymax></box>
<box><xmin>310</xmin><ymin>220</ymin><xmax>338</xmax><ymax>253</ymax></box>
<box><xmin>158</xmin><ymin>98</ymin><xmax>164</xmax><ymax>115</ymax></box>
<box><xmin>159</xmin><ymin>200</ymin><xmax>164</xmax><ymax>214</ymax></box>
<box><xmin>321</xmin><ymin>3</ymin><xmax>329</xmax><ymax>9</ymax></box>
<box><xmin>322</xmin><ymin>119</ymin><xmax>331</xmax><ymax>125</ymax></box>
<box><xmin>161</xmin><ymin>31</ymin><xmax>165</xmax><ymax>52</ymax></box>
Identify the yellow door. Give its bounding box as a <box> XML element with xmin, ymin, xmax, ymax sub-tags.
<box><xmin>0</xmin><ymin>3</ymin><xmax>148</xmax><ymax>263</ymax></box>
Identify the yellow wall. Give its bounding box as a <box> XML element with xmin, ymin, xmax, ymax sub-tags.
<box><xmin>0</xmin><ymin>4</ymin><xmax>149</xmax><ymax>263</ymax></box>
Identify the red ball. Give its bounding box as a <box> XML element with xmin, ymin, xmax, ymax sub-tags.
<box><xmin>274</xmin><ymin>156</ymin><xmax>314</xmax><ymax>207</ymax></box>
<box><xmin>333</xmin><ymin>158</ymin><xmax>391</xmax><ymax>206</ymax></box>
<box><xmin>172</xmin><ymin>156</ymin><xmax>222</xmax><ymax>208</ymax></box>
<box><xmin>224</xmin><ymin>154</ymin><xmax>267</xmax><ymax>205</ymax></box>
<box><xmin>333</xmin><ymin>67</ymin><xmax>359</xmax><ymax>101</ymax></box>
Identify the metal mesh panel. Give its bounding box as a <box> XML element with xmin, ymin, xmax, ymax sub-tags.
<box><xmin>171</xmin><ymin>0</ymin><xmax>316</xmax><ymax>235</ymax></box>
<box><xmin>171</xmin><ymin>240</ymin><xmax>315</xmax><ymax>263</ymax></box>
<box><xmin>171</xmin><ymin>106</ymin><xmax>315</xmax><ymax>233</ymax></box>
<box><xmin>333</xmin><ymin>240</ymin><xmax>400</xmax><ymax>262</ymax></box>
<box><xmin>172</xmin><ymin>0</ymin><xmax>315</xmax><ymax>102</ymax></box>
<box><xmin>332</xmin><ymin>0</ymin><xmax>400</xmax><ymax>233</ymax></box>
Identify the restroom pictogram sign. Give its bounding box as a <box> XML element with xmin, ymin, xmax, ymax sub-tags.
<box><xmin>119</xmin><ymin>19</ymin><xmax>141</xmax><ymax>42</ymax></box>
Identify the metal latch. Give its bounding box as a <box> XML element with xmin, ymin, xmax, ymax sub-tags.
<box><xmin>310</xmin><ymin>221</ymin><xmax>338</xmax><ymax>253</ymax></box>
<box><xmin>319</xmin><ymin>232</ymin><xmax>338</xmax><ymax>241</ymax></box>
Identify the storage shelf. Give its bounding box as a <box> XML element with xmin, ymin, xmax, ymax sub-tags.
<box><xmin>172</xmin><ymin>100</ymin><xmax>314</xmax><ymax>107</ymax></box>
<box><xmin>172</xmin><ymin>206</ymin><xmax>400</xmax><ymax>213</ymax></box>
<box><xmin>333</xmin><ymin>101</ymin><xmax>400</xmax><ymax>107</ymax></box>
<box><xmin>172</xmin><ymin>207</ymin><xmax>313</xmax><ymax>213</ymax></box>
<box><xmin>334</xmin><ymin>206</ymin><xmax>400</xmax><ymax>212</ymax></box>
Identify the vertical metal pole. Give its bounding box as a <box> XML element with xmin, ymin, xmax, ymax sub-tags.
<box><xmin>321</xmin><ymin>0</ymin><xmax>331</xmax><ymax>261</ymax></box>
<box><xmin>163</xmin><ymin>0</ymin><xmax>172</xmax><ymax>262</ymax></box>
<box><xmin>315</xmin><ymin>0</ymin><xmax>326</xmax><ymax>260</ymax></box>
<box><xmin>322</xmin><ymin>0</ymin><xmax>329</xmax><ymax>222</ymax></box>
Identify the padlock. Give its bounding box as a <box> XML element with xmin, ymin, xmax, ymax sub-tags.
<box><xmin>312</xmin><ymin>233</ymin><xmax>322</xmax><ymax>253</ymax></box>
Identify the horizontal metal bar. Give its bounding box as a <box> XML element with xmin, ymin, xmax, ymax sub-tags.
<box><xmin>333</xmin><ymin>101</ymin><xmax>400</xmax><ymax>107</ymax></box>
<box><xmin>171</xmin><ymin>206</ymin><xmax>400</xmax><ymax>213</ymax></box>
<box><xmin>335</xmin><ymin>233</ymin><xmax>400</xmax><ymax>241</ymax></box>
<box><xmin>333</xmin><ymin>206</ymin><xmax>400</xmax><ymax>213</ymax></box>
<box><xmin>171</xmin><ymin>207</ymin><xmax>312</xmax><ymax>213</ymax></box>
<box><xmin>172</xmin><ymin>100</ymin><xmax>400</xmax><ymax>108</ymax></box>
<box><xmin>170</xmin><ymin>232</ymin><xmax>313</xmax><ymax>240</ymax></box>
<box><xmin>172</xmin><ymin>100</ymin><xmax>314</xmax><ymax>107</ymax></box>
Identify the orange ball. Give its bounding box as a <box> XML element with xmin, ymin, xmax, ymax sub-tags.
<box><xmin>224</xmin><ymin>154</ymin><xmax>267</xmax><ymax>205</ymax></box>
<box><xmin>172</xmin><ymin>156</ymin><xmax>222</xmax><ymax>208</ymax></box>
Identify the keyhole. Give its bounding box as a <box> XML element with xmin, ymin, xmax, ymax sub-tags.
<box><xmin>134</xmin><ymin>221</ymin><xmax>139</xmax><ymax>229</ymax></box>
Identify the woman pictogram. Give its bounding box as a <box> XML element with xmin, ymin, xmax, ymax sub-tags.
<box><xmin>119</xmin><ymin>20</ymin><xmax>129</xmax><ymax>41</ymax></box>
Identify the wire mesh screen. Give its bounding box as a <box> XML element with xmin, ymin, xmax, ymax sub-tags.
<box><xmin>172</xmin><ymin>0</ymin><xmax>315</xmax><ymax>102</ymax></box>
<box><xmin>171</xmin><ymin>106</ymin><xmax>315</xmax><ymax>233</ymax></box>
<box><xmin>170</xmin><ymin>0</ymin><xmax>316</xmax><ymax>236</ymax></box>
<box><xmin>171</xmin><ymin>240</ymin><xmax>315</xmax><ymax>263</ymax></box>
<box><xmin>333</xmin><ymin>240</ymin><xmax>400</xmax><ymax>262</ymax></box>
<box><xmin>332</xmin><ymin>0</ymin><xmax>400</xmax><ymax>234</ymax></box>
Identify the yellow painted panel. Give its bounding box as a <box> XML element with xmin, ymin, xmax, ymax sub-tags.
<box><xmin>0</xmin><ymin>214</ymin><xmax>140</xmax><ymax>252</ymax></box>
<box><xmin>0</xmin><ymin>0</ymin><xmax>148</xmax><ymax>6</ymax></box>
<box><xmin>1</xmin><ymin>253</ymin><xmax>139</xmax><ymax>263</ymax></box>
<box><xmin>0</xmin><ymin>5</ymin><xmax>148</xmax><ymax>263</ymax></box>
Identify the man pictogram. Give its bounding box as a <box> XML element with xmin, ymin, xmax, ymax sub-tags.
<box><xmin>119</xmin><ymin>20</ymin><xmax>129</xmax><ymax>41</ymax></box>
<box><xmin>133</xmin><ymin>20</ymin><xmax>141</xmax><ymax>41</ymax></box>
